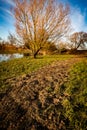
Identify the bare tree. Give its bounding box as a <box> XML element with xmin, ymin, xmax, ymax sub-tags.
<box><xmin>57</xmin><ymin>41</ymin><xmax>68</xmax><ymax>54</ymax></box>
<box><xmin>8</xmin><ymin>33</ymin><xmax>17</xmax><ymax>45</ymax></box>
<box><xmin>14</xmin><ymin>0</ymin><xmax>70</xmax><ymax>58</ymax></box>
<box><xmin>69</xmin><ymin>32</ymin><xmax>87</xmax><ymax>50</ymax></box>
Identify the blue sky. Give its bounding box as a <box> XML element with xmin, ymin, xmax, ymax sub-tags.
<box><xmin>0</xmin><ymin>0</ymin><xmax>87</xmax><ymax>40</ymax></box>
<box><xmin>0</xmin><ymin>0</ymin><xmax>15</xmax><ymax>40</ymax></box>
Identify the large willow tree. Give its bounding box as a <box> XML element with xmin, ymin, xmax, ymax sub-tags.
<box><xmin>14</xmin><ymin>0</ymin><xmax>70</xmax><ymax>58</ymax></box>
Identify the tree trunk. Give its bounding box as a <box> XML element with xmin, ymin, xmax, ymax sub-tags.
<box><xmin>33</xmin><ymin>52</ymin><xmax>37</xmax><ymax>58</ymax></box>
<box><xmin>33</xmin><ymin>47</ymin><xmax>42</xmax><ymax>58</ymax></box>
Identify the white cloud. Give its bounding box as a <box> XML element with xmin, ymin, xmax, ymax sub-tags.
<box><xmin>0</xmin><ymin>7</ymin><xmax>14</xmax><ymax>17</ymax></box>
<box><xmin>4</xmin><ymin>0</ymin><xmax>15</xmax><ymax>7</ymax></box>
<box><xmin>70</xmin><ymin>7</ymin><xmax>87</xmax><ymax>33</ymax></box>
<box><xmin>0</xmin><ymin>13</ymin><xmax>14</xmax><ymax>25</ymax></box>
<box><xmin>0</xmin><ymin>24</ymin><xmax>15</xmax><ymax>40</ymax></box>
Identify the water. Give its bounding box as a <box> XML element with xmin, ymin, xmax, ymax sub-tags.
<box><xmin>0</xmin><ymin>53</ymin><xmax>23</xmax><ymax>62</ymax></box>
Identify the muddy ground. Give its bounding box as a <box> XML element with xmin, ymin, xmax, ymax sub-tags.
<box><xmin>0</xmin><ymin>58</ymin><xmax>81</xmax><ymax>130</ymax></box>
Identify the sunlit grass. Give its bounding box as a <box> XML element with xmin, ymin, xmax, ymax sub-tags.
<box><xmin>0</xmin><ymin>55</ymin><xmax>73</xmax><ymax>89</ymax></box>
<box><xmin>63</xmin><ymin>59</ymin><xmax>87</xmax><ymax>129</ymax></box>
<box><xmin>0</xmin><ymin>55</ymin><xmax>73</xmax><ymax>78</ymax></box>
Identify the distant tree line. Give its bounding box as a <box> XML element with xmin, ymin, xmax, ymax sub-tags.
<box><xmin>0</xmin><ymin>31</ymin><xmax>87</xmax><ymax>54</ymax></box>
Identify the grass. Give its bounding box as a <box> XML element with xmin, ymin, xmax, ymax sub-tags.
<box><xmin>0</xmin><ymin>55</ymin><xmax>73</xmax><ymax>78</ymax></box>
<box><xmin>0</xmin><ymin>55</ymin><xmax>73</xmax><ymax>90</ymax></box>
<box><xmin>62</xmin><ymin>59</ymin><xmax>87</xmax><ymax>129</ymax></box>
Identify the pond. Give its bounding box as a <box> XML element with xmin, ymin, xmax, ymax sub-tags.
<box><xmin>0</xmin><ymin>53</ymin><xmax>24</xmax><ymax>62</ymax></box>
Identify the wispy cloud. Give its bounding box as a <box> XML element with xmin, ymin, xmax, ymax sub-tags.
<box><xmin>3</xmin><ymin>0</ymin><xmax>15</xmax><ymax>7</ymax></box>
<box><xmin>0</xmin><ymin>0</ymin><xmax>15</xmax><ymax>39</ymax></box>
<box><xmin>0</xmin><ymin>24</ymin><xmax>15</xmax><ymax>40</ymax></box>
<box><xmin>0</xmin><ymin>13</ymin><xmax>14</xmax><ymax>25</ymax></box>
<box><xmin>0</xmin><ymin>7</ymin><xmax>14</xmax><ymax>17</ymax></box>
<box><xmin>70</xmin><ymin>7</ymin><xmax>87</xmax><ymax>33</ymax></box>
<box><xmin>60</xmin><ymin>0</ymin><xmax>87</xmax><ymax>33</ymax></box>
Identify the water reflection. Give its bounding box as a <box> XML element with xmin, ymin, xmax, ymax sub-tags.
<box><xmin>0</xmin><ymin>53</ymin><xmax>23</xmax><ymax>62</ymax></box>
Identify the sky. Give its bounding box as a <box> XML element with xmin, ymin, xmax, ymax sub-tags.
<box><xmin>0</xmin><ymin>0</ymin><xmax>87</xmax><ymax>40</ymax></box>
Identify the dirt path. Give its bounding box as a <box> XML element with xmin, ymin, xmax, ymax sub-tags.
<box><xmin>0</xmin><ymin>58</ymin><xmax>81</xmax><ymax>130</ymax></box>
